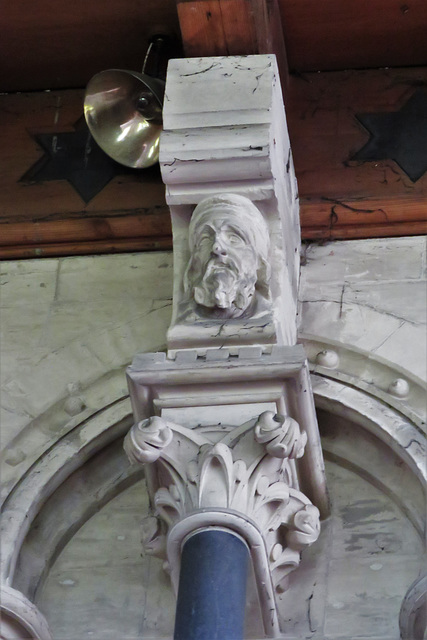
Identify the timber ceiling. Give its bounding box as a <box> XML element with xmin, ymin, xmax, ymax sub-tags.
<box><xmin>2</xmin><ymin>0</ymin><xmax>427</xmax><ymax>91</ymax></box>
<box><xmin>1</xmin><ymin>0</ymin><xmax>426</xmax><ymax>258</ymax></box>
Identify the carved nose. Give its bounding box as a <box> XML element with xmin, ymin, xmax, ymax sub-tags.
<box><xmin>212</xmin><ymin>240</ymin><xmax>226</xmax><ymax>257</ymax></box>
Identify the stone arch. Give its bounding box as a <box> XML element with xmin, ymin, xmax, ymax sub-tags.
<box><xmin>1</xmin><ymin>368</ymin><xmax>424</xmax><ymax>639</ymax></box>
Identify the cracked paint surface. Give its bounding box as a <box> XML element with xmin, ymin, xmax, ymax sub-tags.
<box><xmin>299</xmin><ymin>236</ymin><xmax>426</xmax><ymax>381</ymax></box>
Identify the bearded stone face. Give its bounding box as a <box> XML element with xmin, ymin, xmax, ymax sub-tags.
<box><xmin>188</xmin><ymin>217</ymin><xmax>259</xmax><ymax>318</ymax></box>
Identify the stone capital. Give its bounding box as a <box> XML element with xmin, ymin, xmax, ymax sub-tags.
<box><xmin>124</xmin><ymin>410</ymin><xmax>320</xmax><ymax>635</ymax></box>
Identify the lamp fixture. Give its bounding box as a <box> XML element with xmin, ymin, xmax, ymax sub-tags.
<box><xmin>84</xmin><ymin>37</ymin><xmax>166</xmax><ymax>169</ymax></box>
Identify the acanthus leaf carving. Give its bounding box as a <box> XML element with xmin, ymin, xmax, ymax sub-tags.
<box><xmin>140</xmin><ymin>515</ymin><xmax>167</xmax><ymax>558</ymax></box>
<box><xmin>254</xmin><ymin>411</ymin><xmax>307</xmax><ymax>459</ymax></box>
<box><xmin>198</xmin><ymin>442</ymin><xmax>235</xmax><ymax>508</ymax></box>
<box><xmin>286</xmin><ymin>504</ymin><xmax>321</xmax><ymax>551</ymax></box>
<box><xmin>249</xmin><ymin>476</ymin><xmax>290</xmax><ymax>533</ymax></box>
<box><xmin>123</xmin><ymin>416</ymin><xmax>173</xmax><ymax>464</ymax></box>
<box><xmin>124</xmin><ymin>412</ymin><xmax>321</xmax><ymax>594</ymax></box>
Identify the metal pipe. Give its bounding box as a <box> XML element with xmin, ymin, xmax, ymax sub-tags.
<box><xmin>173</xmin><ymin>528</ymin><xmax>249</xmax><ymax>640</ymax></box>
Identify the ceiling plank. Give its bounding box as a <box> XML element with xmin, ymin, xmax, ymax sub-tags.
<box><xmin>2</xmin><ymin>0</ymin><xmax>426</xmax><ymax>92</ymax></box>
<box><xmin>0</xmin><ymin>0</ymin><xmax>180</xmax><ymax>92</ymax></box>
<box><xmin>278</xmin><ymin>0</ymin><xmax>427</xmax><ymax>71</ymax></box>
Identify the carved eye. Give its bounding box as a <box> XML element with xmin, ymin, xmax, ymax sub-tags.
<box><xmin>199</xmin><ymin>233</ymin><xmax>212</xmax><ymax>246</ymax></box>
<box><xmin>226</xmin><ymin>232</ymin><xmax>245</xmax><ymax>246</ymax></box>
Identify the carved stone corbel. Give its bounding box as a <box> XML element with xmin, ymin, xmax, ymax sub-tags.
<box><xmin>160</xmin><ymin>55</ymin><xmax>301</xmax><ymax>353</ymax></box>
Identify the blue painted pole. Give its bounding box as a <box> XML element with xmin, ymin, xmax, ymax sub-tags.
<box><xmin>173</xmin><ymin>528</ymin><xmax>249</xmax><ymax>640</ymax></box>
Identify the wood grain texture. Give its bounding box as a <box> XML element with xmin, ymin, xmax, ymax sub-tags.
<box><xmin>0</xmin><ymin>238</ymin><xmax>173</xmax><ymax>260</ymax></box>
<box><xmin>1</xmin><ymin>67</ymin><xmax>426</xmax><ymax>259</ymax></box>
<box><xmin>177</xmin><ymin>0</ymin><xmax>255</xmax><ymax>56</ymax></box>
<box><xmin>285</xmin><ymin>67</ymin><xmax>427</xmax><ymax>206</ymax></box>
<box><xmin>278</xmin><ymin>0</ymin><xmax>427</xmax><ymax>71</ymax></box>
<box><xmin>0</xmin><ymin>0</ymin><xmax>181</xmax><ymax>91</ymax></box>
<box><xmin>177</xmin><ymin>0</ymin><xmax>288</xmax><ymax>83</ymax></box>
<box><xmin>1</xmin><ymin>0</ymin><xmax>426</xmax><ymax>92</ymax></box>
<box><xmin>290</xmin><ymin>67</ymin><xmax>427</xmax><ymax>237</ymax></box>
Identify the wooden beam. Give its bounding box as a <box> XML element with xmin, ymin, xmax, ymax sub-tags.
<box><xmin>0</xmin><ymin>213</ymin><xmax>172</xmax><ymax>248</ymax></box>
<box><xmin>300</xmin><ymin>199</ymin><xmax>427</xmax><ymax>240</ymax></box>
<box><xmin>278</xmin><ymin>0</ymin><xmax>427</xmax><ymax>72</ymax></box>
<box><xmin>0</xmin><ymin>237</ymin><xmax>172</xmax><ymax>260</ymax></box>
<box><xmin>176</xmin><ymin>0</ymin><xmax>289</xmax><ymax>85</ymax></box>
<box><xmin>2</xmin><ymin>0</ymin><xmax>426</xmax><ymax>93</ymax></box>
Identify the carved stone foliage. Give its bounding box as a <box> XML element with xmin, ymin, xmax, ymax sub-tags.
<box><xmin>123</xmin><ymin>416</ymin><xmax>173</xmax><ymax>464</ymax></box>
<box><xmin>124</xmin><ymin>411</ymin><xmax>320</xmax><ymax>593</ymax></box>
<box><xmin>254</xmin><ymin>410</ymin><xmax>307</xmax><ymax>459</ymax></box>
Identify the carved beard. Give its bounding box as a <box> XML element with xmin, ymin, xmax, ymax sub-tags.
<box><xmin>193</xmin><ymin>259</ymin><xmax>257</xmax><ymax>318</ymax></box>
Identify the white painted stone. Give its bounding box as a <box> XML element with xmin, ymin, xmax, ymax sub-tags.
<box><xmin>345</xmin><ymin>280</ymin><xmax>427</xmax><ymax>325</ymax></box>
<box><xmin>304</xmin><ymin>338</ymin><xmax>426</xmax><ymax>428</ymax></box>
<box><xmin>372</xmin><ymin>321</ymin><xmax>426</xmax><ymax>380</ymax></box>
<box><xmin>160</xmin><ymin>55</ymin><xmax>300</xmax><ymax>350</ymax></box>
<box><xmin>183</xmin><ymin>194</ymin><xmax>272</xmax><ymax>320</ymax></box>
<box><xmin>388</xmin><ymin>377</ymin><xmax>410</xmax><ymax>398</ymax></box>
<box><xmin>36</xmin><ymin>459</ymin><xmax>423</xmax><ymax>639</ymax></box>
<box><xmin>0</xmin><ymin>254</ymin><xmax>173</xmax><ymax>449</ymax></box>
<box><xmin>316</xmin><ymin>349</ymin><xmax>339</xmax><ymax>369</ymax></box>
<box><xmin>0</xmin><ymin>234</ymin><xmax>425</xmax><ymax>639</ymax></box>
<box><xmin>300</xmin><ymin>237</ymin><xmax>426</xmax><ymax>286</ymax></box>
<box><xmin>0</xmin><ymin>260</ymin><xmax>59</xmax><ymax>308</ymax></box>
<box><xmin>126</xmin><ymin>346</ymin><xmax>329</xmax><ymax>518</ymax></box>
<box><xmin>0</xmin><ymin>585</ymin><xmax>52</xmax><ymax>640</ymax></box>
<box><xmin>125</xmin><ymin>336</ymin><xmax>328</xmax><ymax>634</ymax></box>
<box><xmin>123</xmin><ymin>412</ymin><xmax>318</xmax><ymax>606</ymax></box>
<box><xmin>400</xmin><ymin>573</ymin><xmax>427</xmax><ymax>640</ymax></box>
<box><xmin>324</xmin><ymin>555</ymin><xmax>421</xmax><ymax>639</ymax></box>
<box><xmin>299</xmin><ymin>236</ymin><xmax>427</xmax><ymax>387</ymax></box>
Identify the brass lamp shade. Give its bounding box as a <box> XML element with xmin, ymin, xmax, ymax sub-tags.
<box><xmin>84</xmin><ymin>69</ymin><xmax>165</xmax><ymax>168</ymax></box>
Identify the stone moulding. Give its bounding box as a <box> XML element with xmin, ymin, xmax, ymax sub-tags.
<box><xmin>0</xmin><ymin>399</ymin><xmax>132</xmax><ymax>587</ymax></box>
<box><xmin>0</xmin><ymin>585</ymin><xmax>52</xmax><ymax>640</ymax></box>
<box><xmin>312</xmin><ymin>374</ymin><xmax>426</xmax><ymax>542</ymax></box>
<box><xmin>302</xmin><ymin>334</ymin><xmax>427</xmax><ymax>429</ymax></box>
<box><xmin>0</xmin><ymin>365</ymin><xmax>423</xmax><ymax>638</ymax></box>
<box><xmin>399</xmin><ymin>572</ymin><xmax>427</xmax><ymax>640</ymax></box>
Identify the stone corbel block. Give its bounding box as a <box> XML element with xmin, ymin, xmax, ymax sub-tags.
<box><xmin>159</xmin><ymin>55</ymin><xmax>300</xmax><ymax>351</ymax></box>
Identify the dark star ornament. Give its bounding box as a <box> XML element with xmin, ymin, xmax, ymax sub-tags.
<box><xmin>20</xmin><ymin>117</ymin><xmax>139</xmax><ymax>203</ymax></box>
<box><xmin>351</xmin><ymin>88</ymin><xmax>427</xmax><ymax>182</ymax></box>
